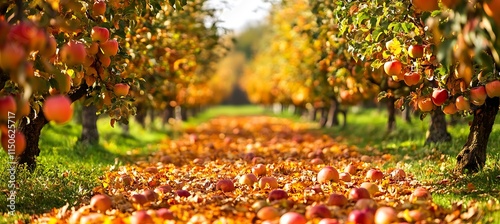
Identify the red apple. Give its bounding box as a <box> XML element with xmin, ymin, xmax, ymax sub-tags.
<box><xmin>91</xmin><ymin>27</ymin><xmax>109</xmax><ymax>43</ymax></box>
<box><xmin>1</xmin><ymin>131</ymin><xmax>26</xmax><ymax>156</ymax></box>
<box><xmin>317</xmin><ymin>166</ymin><xmax>339</xmax><ymax>183</ymax></box>
<box><xmin>455</xmin><ymin>96</ymin><xmax>470</xmax><ymax>111</ymax></box>
<box><xmin>259</xmin><ymin>177</ymin><xmax>278</xmax><ymax>189</ymax></box>
<box><xmin>90</xmin><ymin>194</ymin><xmax>112</xmax><ymax>213</ymax></box>
<box><xmin>311</xmin><ymin>158</ymin><xmax>324</xmax><ymax>165</ymax></box>
<box><xmin>340</xmin><ymin>172</ymin><xmax>352</xmax><ymax>182</ymax></box>
<box><xmin>0</xmin><ymin>42</ymin><xmax>26</xmax><ymax>71</ymax></box>
<box><xmin>279</xmin><ymin>212</ymin><xmax>306</xmax><ymax>224</ymax></box>
<box><xmin>143</xmin><ymin>190</ymin><xmax>158</xmax><ymax>202</ymax></box>
<box><xmin>403</xmin><ymin>72</ymin><xmax>421</xmax><ymax>86</ymax></box>
<box><xmin>43</xmin><ymin>95</ymin><xmax>73</xmax><ymax>124</ymax></box>
<box><xmin>257</xmin><ymin>206</ymin><xmax>280</xmax><ymax>221</ymax></box>
<box><xmin>252</xmin><ymin>164</ymin><xmax>267</xmax><ymax>176</ymax></box>
<box><xmin>216</xmin><ymin>179</ymin><xmax>235</xmax><ymax>192</ymax></box>
<box><xmin>319</xmin><ymin>218</ymin><xmax>340</xmax><ymax>224</ymax></box>
<box><xmin>93</xmin><ymin>0</ymin><xmax>107</xmax><ymax>17</ymax></box>
<box><xmin>119</xmin><ymin>174</ymin><xmax>132</xmax><ymax>186</ymax></box>
<box><xmin>442</xmin><ymin>103</ymin><xmax>458</xmax><ymax>115</ymax></box>
<box><xmin>408</xmin><ymin>45</ymin><xmax>424</xmax><ymax>58</ymax></box>
<box><xmin>345</xmin><ymin>164</ymin><xmax>357</xmax><ymax>175</ymax></box>
<box><xmin>130</xmin><ymin>210</ymin><xmax>153</xmax><ymax>224</ymax></box>
<box><xmin>327</xmin><ymin>193</ymin><xmax>348</xmax><ymax>206</ymax></box>
<box><xmin>176</xmin><ymin>189</ymin><xmax>191</xmax><ymax>197</ymax></box>
<box><xmin>410</xmin><ymin>187</ymin><xmax>431</xmax><ymax>202</ymax></box>
<box><xmin>41</xmin><ymin>35</ymin><xmax>57</xmax><ymax>58</ymax></box>
<box><xmin>390</xmin><ymin>169</ymin><xmax>406</xmax><ymax>181</ymax></box>
<box><xmin>156</xmin><ymin>208</ymin><xmax>174</xmax><ymax>220</ymax></box>
<box><xmin>383</xmin><ymin>60</ymin><xmax>402</xmax><ymax>76</ymax></box>
<box><xmin>418</xmin><ymin>97</ymin><xmax>434</xmax><ymax>112</ymax></box>
<box><xmin>268</xmin><ymin>189</ymin><xmax>288</xmax><ymax>201</ymax></box>
<box><xmin>349</xmin><ymin>188</ymin><xmax>371</xmax><ymax>201</ymax></box>
<box><xmin>130</xmin><ymin>194</ymin><xmax>148</xmax><ymax>205</ymax></box>
<box><xmin>0</xmin><ymin>95</ymin><xmax>17</xmax><ymax>122</ymax></box>
<box><xmin>366</xmin><ymin>169</ymin><xmax>384</xmax><ymax>181</ymax></box>
<box><xmin>144</xmin><ymin>166</ymin><xmax>157</xmax><ymax>173</ymax></box>
<box><xmin>360</xmin><ymin>182</ymin><xmax>379</xmax><ymax>196</ymax></box>
<box><xmin>114</xmin><ymin>83</ymin><xmax>130</xmax><ymax>97</ymax></box>
<box><xmin>431</xmin><ymin>88</ymin><xmax>448</xmax><ymax>106</ymax></box>
<box><xmin>347</xmin><ymin>210</ymin><xmax>374</xmax><ymax>224</ymax></box>
<box><xmin>374</xmin><ymin>207</ymin><xmax>397</xmax><ymax>224</ymax></box>
<box><xmin>100</xmin><ymin>39</ymin><xmax>118</xmax><ymax>56</ymax></box>
<box><xmin>155</xmin><ymin>185</ymin><xmax>172</xmax><ymax>194</ymax></box>
<box><xmin>486</xmin><ymin>80</ymin><xmax>500</xmax><ymax>98</ymax></box>
<box><xmin>59</xmin><ymin>41</ymin><xmax>87</xmax><ymax>65</ymax></box>
<box><xmin>239</xmin><ymin>173</ymin><xmax>258</xmax><ymax>186</ymax></box>
<box><xmin>98</xmin><ymin>54</ymin><xmax>111</xmax><ymax>67</ymax></box>
<box><xmin>470</xmin><ymin>86</ymin><xmax>487</xmax><ymax>106</ymax></box>
<box><xmin>306</xmin><ymin>204</ymin><xmax>332</xmax><ymax>219</ymax></box>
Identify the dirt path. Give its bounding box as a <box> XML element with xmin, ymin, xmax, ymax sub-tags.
<box><xmin>37</xmin><ymin>116</ymin><xmax>480</xmax><ymax>223</ymax></box>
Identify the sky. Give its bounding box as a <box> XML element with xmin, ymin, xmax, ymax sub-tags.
<box><xmin>207</xmin><ymin>0</ymin><xmax>272</xmax><ymax>34</ymax></box>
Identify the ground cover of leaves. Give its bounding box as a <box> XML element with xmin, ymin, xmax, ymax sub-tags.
<box><xmin>35</xmin><ymin>116</ymin><xmax>482</xmax><ymax>224</ymax></box>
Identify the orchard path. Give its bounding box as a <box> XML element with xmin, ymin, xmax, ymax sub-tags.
<box><xmin>37</xmin><ymin>116</ymin><xmax>480</xmax><ymax>223</ymax></box>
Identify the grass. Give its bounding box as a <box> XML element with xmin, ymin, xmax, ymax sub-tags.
<box><xmin>1</xmin><ymin>104</ymin><xmax>499</xmax><ymax>222</ymax></box>
<box><xmin>323</xmin><ymin>107</ymin><xmax>500</xmax><ymax>222</ymax></box>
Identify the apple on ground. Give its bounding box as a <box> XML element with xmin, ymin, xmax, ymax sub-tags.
<box><xmin>259</xmin><ymin>176</ymin><xmax>278</xmax><ymax>189</ymax></box>
<box><xmin>279</xmin><ymin>212</ymin><xmax>307</xmax><ymax>224</ymax></box>
<box><xmin>347</xmin><ymin>209</ymin><xmax>374</xmax><ymax>224</ymax></box>
<box><xmin>366</xmin><ymin>169</ymin><xmax>384</xmax><ymax>181</ymax></box>
<box><xmin>306</xmin><ymin>204</ymin><xmax>332</xmax><ymax>219</ymax></box>
<box><xmin>327</xmin><ymin>193</ymin><xmax>348</xmax><ymax>206</ymax></box>
<box><xmin>257</xmin><ymin>206</ymin><xmax>280</xmax><ymax>221</ymax></box>
<box><xmin>349</xmin><ymin>188</ymin><xmax>371</xmax><ymax>201</ymax></box>
<box><xmin>374</xmin><ymin>207</ymin><xmax>397</xmax><ymax>224</ymax></box>
<box><xmin>317</xmin><ymin>166</ymin><xmax>339</xmax><ymax>183</ymax></box>
<box><xmin>216</xmin><ymin>179</ymin><xmax>235</xmax><ymax>192</ymax></box>
<box><xmin>90</xmin><ymin>194</ymin><xmax>112</xmax><ymax>213</ymax></box>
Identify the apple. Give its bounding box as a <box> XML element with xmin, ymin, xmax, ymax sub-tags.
<box><xmin>311</xmin><ymin>158</ymin><xmax>324</xmax><ymax>165</ymax></box>
<box><xmin>91</xmin><ymin>26</ymin><xmax>109</xmax><ymax>43</ymax></box>
<box><xmin>470</xmin><ymin>86</ymin><xmax>487</xmax><ymax>106</ymax></box>
<box><xmin>0</xmin><ymin>42</ymin><xmax>26</xmax><ymax>71</ymax></box>
<box><xmin>79</xmin><ymin>213</ymin><xmax>104</xmax><ymax>224</ymax></box>
<box><xmin>390</xmin><ymin>169</ymin><xmax>406</xmax><ymax>181</ymax></box>
<box><xmin>114</xmin><ymin>83</ymin><xmax>130</xmax><ymax>97</ymax></box>
<box><xmin>442</xmin><ymin>103</ymin><xmax>458</xmax><ymax>115</ymax></box>
<box><xmin>1</xmin><ymin>131</ymin><xmax>26</xmax><ymax>156</ymax></box>
<box><xmin>485</xmin><ymin>80</ymin><xmax>500</xmax><ymax>98</ymax></box>
<box><xmin>59</xmin><ymin>41</ymin><xmax>87</xmax><ymax>65</ymax></box>
<box><xmin>90</xmin><ymin>194</ymin><xmax>112</xmax><ymax>213</ymax></box>
<box><xmin>156</xmin><ymin>208</ymin><xmax>174</xmax><ymax>220</ymax></box>
<box><xmin>259</xmin><ymin>177</ymin><xmax>278</xmax><ymax>189</ymax></box>
<box><xmin>455</xmin><ymin>96</ymin><xmax>470</xmax><ymax>111</ymax></box>
<box><xmin>418</xmin><ymin>97</ymin><xmax>434</xmax><ymax>112</ymax></box>
<box><xmin>319</xmin><ymin>218</ymin><xmax>340</xmax><ymax>224</ymax></box>
<box><xmin>252</xmin><ymin>164</ymin><xmax>267</xmax><ymax>176</ymax></box>
<box><xmin>327</xmin><ymin>193</ymin><xmax>348</xmax><ymax>206</ymax></box>
<box><xmin>408</xmin><ymin>210</ymin><xmax>427</xmax><ymax>221</ymax></box>
<box><xmin>366</xmin><ymin>169</ymin><xmax>384</xmax><ymax>181</ymax></box>
<box><xmin>216</xmin><ymin>179</ymin><xmax>235</xmax><ymax>192</ymax></box>
<box><xmin>176</xmin><ymin>189</ymin><xmax>191</xmax><ymax>197</ymax></box>
<box><xmin>41</xmin><ymin>35</ymin><xmax>57</xmax><ymax>58</ymax></box>
<box><xmin>411</xmin><ymin>0</ymin><xmax>439</xmax><ymax>11</ymax></box>
<box><xmin>155</xmin><ymin>185</ymin><xmax>172</xmax><ymax>194</ymax></box>
<box><xmin>306</xmin><ymin>204</ymin><xmax>332</xmax><ymax>219</ymax></box>
<box><xmin>43</xmin><ymin>95</ymin><xmax>73</xmax><ymax>124</ymax></box>
<box><xmin>68</xmin><ymin>211</ymin><xmax>83</xmax><ymax>224</ymax></box>
<box><xmin>130</xmin><ymin>194</ymin><xmax>148</xmax><ymax>205</ymax></box>
<box><xmin>403</xmin><ymin>72</ymin><xmax>421</xmax><ymax>86</ymax></box>
<box><xmin>431</xmin><ymin>88</ymin><xmax>448</xmax><ymax>106</ymax></box>
<box><xmin>360</xmin><ymin>182</ymin><xmax>379</xmax><ymax>196</ymax></box>
<box><xmin>340</xmin><ymin>172</ymin><xmax>352</xmax><ymax>182</ymax></box>
<box><xmin>349</xmin><ymin>188</ymin><xmax>371</xmax><ymax>201</ymax></box>
<box><xmin>374</xmin><ymin>207</ymin><xmax>397</xmax><ymax>224</ymax></box>
<box><xmin>345</xmin><ymin>164</ymin><xmax>357</xmax><ymax>175</ymax></box>
<box><xmin>143</xmin><ymin>190</ymin><xmax>158</xmax><ymax>202</ymax></box>
<box><xmin>347</xmin><ymin>209</ymin><xmax>374</xmax><ymax>224</ymax></box>
<box><xmin>268</xmin><ymin>189</ymin><xmax>288</xmax><ymax>201</ymax></box>
<box><xmin>0</xmin><ymin>95</ymin><xmax>17</xmax><ymax>122</ymax></box>
<box><xmin>239</xmin><ymin>173</ymin><xmax>258</xmax><ymax>186</ymax></box>
<box><xmin>317</xmin><ymin>166</ymin><xmax>339</xmax><ymax>184</ymax></box>
<box><xmin>355</xmin><ymin>199</ymin><xmax>377</xmax><ymax>212</ymax></box>
<box><xmin>383</xmin><ymin>60</ymin><xmax>402</xmax><ymax>76</ymax></box>
<box><xmin>100</xmin><ymin>39</ymin><xmax>118</xmax><ymax>56</ymax></box>
<box><xmin>119</xmin><ymin>174</ymin><xmax>132</xmax><ymax>186</ymax></box>
<box><xmin>410</xmin><ymin>187</ymin><xmax>431</xmax><ymax>202</ymax></box>
<box><xmin>279</xmin><ymin>212</ymin><xmax>306</xmax><ymax>224</ymax></box>
<box><xmin>257</xmin><ymin>206</ymin><xmax>280</xmax><ymax>221</ymax></box>
<box><xmin>484</xmin><ymin>0</ymin><xmax>500</xmax><ymax>28</ymax></box>
<box><xmin>408</xmin><ymin>45</ymin><xmax>424</xmax><ymax>58</ymax></box>
<box><xmin>130</xmin><ymin>210</ymin><xmax>153</xmax><ymax>224</ymax></box>
<box><xmin>144</xmin><ymin>166</ymin><xmax>157</xmax><ymax>173</ymax></box>
<box><xmin>93</xmin><ymin>0</ymin><xmax>107</xmax><ymax>17</ymax></box>
<box><xmin>7</xmin><ymin>22</ymin><xmax>38</xmax><ymax>48</ymax></box>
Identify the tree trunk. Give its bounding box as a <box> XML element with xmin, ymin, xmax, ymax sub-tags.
<box><xmin>309</xmin><ymin>108</ymin><xmax>318</xmax><ymax>121</ymax></box>
<box><xmin>402</xmin><ymin>107</ymin><xmax>412</xmax><ymax>124</ymax></box>
<box><xmin>327</xmin><ymin>97</ymin><xmax>339</xmax><ymax>127</ymax></box>
<box><xmin>180</xmin><ymin>106</ymin><xmax>188</xmax><ymax>121</ymax></box>
<box><xmin>387</xmin><ymin>97</ymin><xmax>396</xmax><ymax>133</ymax></box>
<box><xmin>319</xmin><ymin>108</ymin><xmax>328</xmax><ymax>128</ymax></box>
<box><xmin>18</xmin><ymin>112</ymin><xmax>47</xmax><ymax>171</ymax></box>
<box><xmin>134</xmin><ymin>103</ymin><xmax>147</xmax><ymax>129</ymax></box>
<box><xmin>79</xmin><ymin>105</ymin><xmax>99</xmax><ymax>145</ymax></box>
<box><xmin>425</xmin><ymin>109</ymin><xmax>451</xmax><ymax>145</ymax></box>
<box><xmin>162</xmin><ymin>105</ymin><xmax>175</xmax><ymax>126</ymax></box>
<box><xmin>455</xmin><ymin>97</ymin><xmax>499</xmax><ymax>173</ymax></box>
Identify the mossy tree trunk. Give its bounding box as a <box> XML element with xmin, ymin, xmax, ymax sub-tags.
<box><xmin>455</xmin><ymin>97</ymin><xmax>499</xmax><ymax>173</ymax></box>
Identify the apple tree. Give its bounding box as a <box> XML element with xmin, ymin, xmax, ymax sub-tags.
<box><xmin>0</xmin><ymin>0</ymin><xmax>188</xmax><ymax>170</ymax></box>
